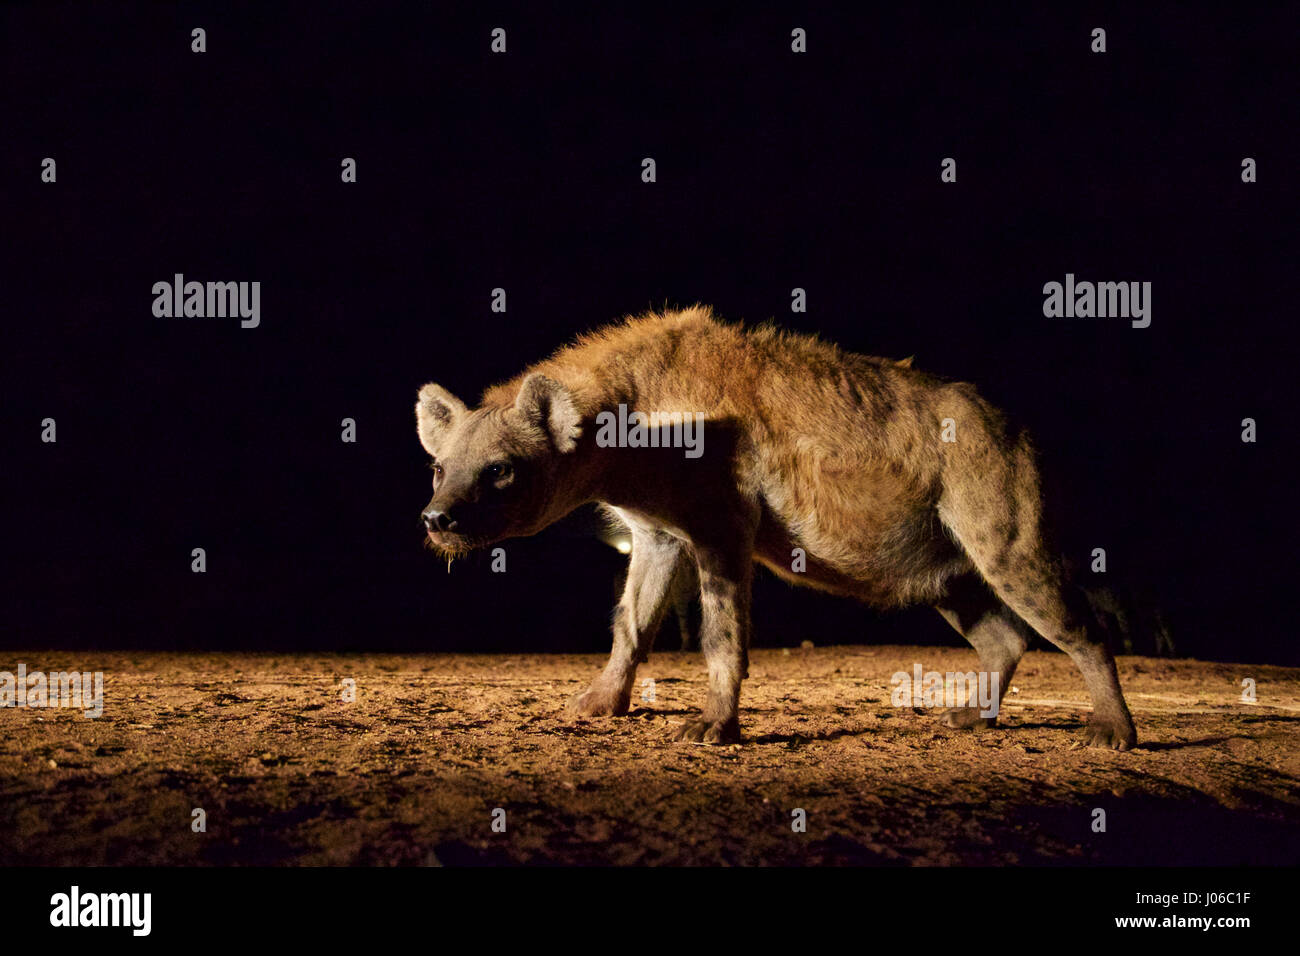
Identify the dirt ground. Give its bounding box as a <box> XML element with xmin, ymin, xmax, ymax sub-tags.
<box><xmin>1</xmin><ymin>646</ymin><xmax>1297</xmax><ymax>866</ymax></box>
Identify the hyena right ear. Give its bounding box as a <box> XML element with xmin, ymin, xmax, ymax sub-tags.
<box><xmin>514</xmin><ymin>373</ymin><xmax>582</xmax><ymax>453</ymax></box>
<box><xmin>415</xmin><ymin>383</ymin><xmax>467</xmax><ymax>456</ymax></box>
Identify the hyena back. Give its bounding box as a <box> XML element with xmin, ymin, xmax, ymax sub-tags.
<box><xmin>415</xmin><ymin>306</ymin><xmax>1137</xmax><ymax>750</ymax></box>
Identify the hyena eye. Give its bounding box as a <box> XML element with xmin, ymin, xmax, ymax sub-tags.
<box><xmin>485</xmin><ymin>461</ymin><xmax>513</xmax><ymax>483</ymax></box>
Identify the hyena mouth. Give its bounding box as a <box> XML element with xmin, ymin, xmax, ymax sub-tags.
<box><xmin>424</xmin><ymin>531</ymin><xmax>483</xmax><ymax>558</ymax></box>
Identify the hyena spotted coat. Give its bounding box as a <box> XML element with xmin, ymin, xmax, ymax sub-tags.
<box><xmin>415</xmin><ymin>306</ymin><xmax>1138</xmax><ymax>750</ymax></box>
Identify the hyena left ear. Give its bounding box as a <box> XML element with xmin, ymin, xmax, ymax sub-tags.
<box><xmin>415</xmin><ymin>383</ymin><xmax>467</xmax><ymax>456</ymax></box>
<box><xmin>514</xmin><ymin>374</ymin><xmax>582</xmax><ymax>453</ymax></box>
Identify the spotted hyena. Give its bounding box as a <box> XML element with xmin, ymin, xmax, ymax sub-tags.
<box><xmin>415</xmin><ymin>306</ymin><xmax>1137</xmax><ymax>749</ymax></box>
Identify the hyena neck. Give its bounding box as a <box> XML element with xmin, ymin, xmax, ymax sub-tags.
<box><xmin>486</xmin><ymin>311</ymin><xmax>727</xmax><ymax>518</ymax></box>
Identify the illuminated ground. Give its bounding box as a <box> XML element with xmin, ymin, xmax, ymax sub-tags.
<box><xmin>2</xmin><ymin>647</ymin><xmax>1297</xmax><ymax>865</ymax></box>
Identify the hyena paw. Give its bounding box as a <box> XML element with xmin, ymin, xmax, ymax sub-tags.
<box><xmin>672</xmin><ymin>717</ymin><xmax>742</xmax><ymax>745</ymax></box>
<box><xmin>937</xmin><ymin>706</ymin><xmax>996</xmax><ymax>730</ymax></box>
<box><xmin>566</xmin><ymin>682</ymin><xmax>631</xmax><ymax>717</ymax></box>
<box><xmin>1073</xmin><ymin>716</ymin><xmax>1137</xmax><ymax>751</ymax></box>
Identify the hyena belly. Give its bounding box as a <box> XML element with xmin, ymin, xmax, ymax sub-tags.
<box><xmin>754</xmin><ymin>498</ymin><xmax>974</xmax><ymax>608</ymax></box>
<box><xmin>750</xmin><ymin>403</ymin><xmax>973</xmax><ymax>608</ymax></box>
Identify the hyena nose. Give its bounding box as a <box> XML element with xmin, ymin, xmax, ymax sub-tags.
<box><xmin>422</xmin><ymin>509</ymin><xmax>459</xmax><ymax>533</ymax></box>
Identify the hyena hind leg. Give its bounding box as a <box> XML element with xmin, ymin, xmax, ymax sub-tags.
<box><xmin>933</xmin><ymin>573</ymin><xmax>1031</xmax><ymax>730</ymax></box>
<box><xmin>940</xmin><ymin>466</ymin><xmax>1137</xmax><ymax>748</ymax></box>
<box><xmin>978</xmin><ymin>551</ymin><xmax>1136</xmax><ymax>749</ymax></box>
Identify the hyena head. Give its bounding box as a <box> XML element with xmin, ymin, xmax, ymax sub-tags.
<box><xmin>415</xmin><ymin>373</ymin><xmax>584</xmax><ymax>557</ymax></box>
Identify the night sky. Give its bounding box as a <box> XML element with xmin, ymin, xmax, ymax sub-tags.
<box><xmin>3</xmin><ymin>3</ymin><xmax>1294</xmax><ymax>663</ymax></box>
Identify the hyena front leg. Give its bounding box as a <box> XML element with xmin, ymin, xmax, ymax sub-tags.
<box><xmin>672</xmin><ymin>536</ymin><xmax>753</xmax><ymax>745</ymax></box>
<box><xmin>568</xmin><ymin>528</ymin><xmax>687</xmax><ymax>717</ymax></box>
<box><xmin>933</xmin><ymin>573</ymin><xmax>1031</xmax><ymax>730</ymax></box>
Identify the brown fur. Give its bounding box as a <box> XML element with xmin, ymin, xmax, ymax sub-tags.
<box><xmin>415</xmin><ymin>306</ymin><xmax>1137</xmax><ymax>749</ymax></box>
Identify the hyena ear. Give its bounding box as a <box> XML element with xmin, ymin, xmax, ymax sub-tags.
<box><xmin>415</xmin><ymin>383</ymin><xmax>467</xmax><ymax>456</ymax></box>
<box><xmin>514</xmin><ymin>373</ymin><xmax>582</xmax><ymax>453</ymax></box>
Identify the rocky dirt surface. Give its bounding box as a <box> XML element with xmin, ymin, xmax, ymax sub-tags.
<box><xmin>1</xmin><ymin>647</ymin><xmax>1297</xmax><ymax>866</ymax></box>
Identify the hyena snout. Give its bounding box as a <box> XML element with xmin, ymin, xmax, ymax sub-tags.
<box><xmin>421</xmin><ymin>506</ymin><xmax>460</xmax><ymax>534</ymax></box>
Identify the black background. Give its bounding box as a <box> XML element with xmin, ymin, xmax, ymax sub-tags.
<box><xmin>3</xmin><ymin>3</ymin><xmax>1295</xmax><ymax>662</ymax></box>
